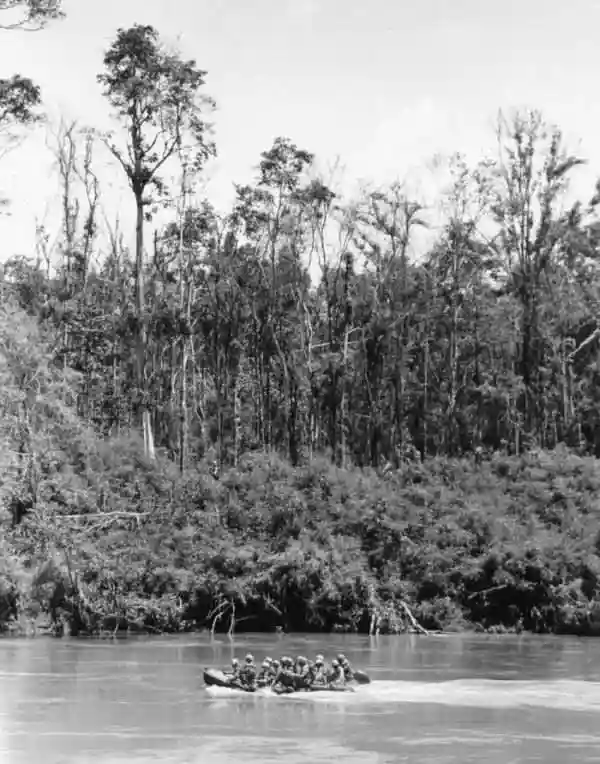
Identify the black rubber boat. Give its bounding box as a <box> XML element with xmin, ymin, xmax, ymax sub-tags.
<box><xmin>203</xmin><ymin>668</ymin><xmax>256</xmax><ymax>692</ymax></box>
<box><xmin>272</xmin><ymin>683</ymin><xmax>355</xmax><ymax>694</ymax></box>
<box><xmin>204</xmin><ymin>667</ymin><xmax>370</xmax><ymax>692</ymax></box>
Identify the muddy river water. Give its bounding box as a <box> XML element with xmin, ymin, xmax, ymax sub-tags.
<box><xmin>1</xmin><ymin>633</ymin><xmax>600</xmax><ymax>763</ymax></box>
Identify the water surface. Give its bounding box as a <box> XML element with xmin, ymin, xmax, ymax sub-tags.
<box><xmin>1</xmin><ymin>633</ymin><xmax>599</xmax><ymax>763</ymax></box>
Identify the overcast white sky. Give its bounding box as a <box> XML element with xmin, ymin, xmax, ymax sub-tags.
<box><xmin>0</xmin><ymin>0</ymin><xmax>599</xmax><ymax>263</ymax></box>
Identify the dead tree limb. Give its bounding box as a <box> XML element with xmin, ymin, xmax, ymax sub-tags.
<box><xmin>227</xmin><ymin>601</ymin><xmax>236</xmax><ymax>637</ymax></box>
<box><xmin>399</xmin><ymin>600</ymin><xmax>429</xmax><ymax>635</ymax></box>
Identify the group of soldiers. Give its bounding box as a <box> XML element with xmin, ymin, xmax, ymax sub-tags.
<box><xmin>227</xmin><ymin>652</ymin><xmax>355</xmax><ymax>693</ymax></box>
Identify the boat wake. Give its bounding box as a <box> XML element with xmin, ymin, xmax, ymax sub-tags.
<box><xmin>205</xmin><ymin>678</ymin><xmax>600</xmax><ymax>712</ymax></box>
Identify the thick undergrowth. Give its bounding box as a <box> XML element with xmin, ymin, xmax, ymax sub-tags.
<box><xmin>2</xmin><ymin>303</ymin><xmax>600</xmax><ymax>637</ymax></box>
<box><xmin>4</xmin><ymin>442</ymin><xmax>600</xmax><ymax>637</ymax></box>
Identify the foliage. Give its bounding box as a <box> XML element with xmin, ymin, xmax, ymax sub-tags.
<box><xmin>97</xmin><ymin>23</ymin><xmax>215</xmax><ymax>206</ymax></box>
<box><xmin>3</xmin><ymin>27</ymin><xmax>600</xmax><ymax>636</ymax></box>
<box><xmin>0</xmin><ymin>0</ymin><xmax>62</xmax><ymax>30</ymax></box>
<box><xmin>0</xmin><ymin>75</ymin><xmax>41</xmax><ymax>126</ymax></box>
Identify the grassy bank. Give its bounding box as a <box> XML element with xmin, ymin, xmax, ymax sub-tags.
<box><xmin>3</xmin><ymin>440</ymin><xmax>600</xmax><ymax>637</ymax></box>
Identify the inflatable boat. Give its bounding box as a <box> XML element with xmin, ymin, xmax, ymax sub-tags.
<box><xmin>203</xmin><ymin>668</ymin><xmax>255</xmax><ymax>691</ymax></box>
<box><xmin>271</xmin><ymin>682</ymin><xmax>355</xmax><ymax>694</ymax></box>
<box><xmin>203</xmin><ymin>667</ymin><xmax>370</xmax><ymax>692</ymax></box>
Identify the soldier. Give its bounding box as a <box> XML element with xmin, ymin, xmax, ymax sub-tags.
<box><xmin>311</xmin><ymin>655</ymin><xmax>328</xmax><ymax>687</ymax></box>
<box><xmin>337</xmin><ymin>653</ymin><xmax>354</xmax><ymax>681</ymax></box>
<box><xmin>328</xmin><ymin>658</ymin><xmax>345</xmax><ymax>686</ymax></box>
<box><xmin>237</xmin><ymin>653</ymin><xmax>257</xmax><ymax>690</ymax></box>
<box><xmin>256</xmin><ymin>659</ymin><xmax>272</xmax><ymax>687</ymax></box>
<box><xmin>272</xmin><ymin>656</ymin><xmax>296</xmax><ymax>693</ymax></box>
<box><xmin>294</xmin><ymin>655</ymin><xmax>311</xmax><ymax>689</ymax></box>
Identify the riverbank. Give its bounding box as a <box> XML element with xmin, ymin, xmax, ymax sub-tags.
<box><xmin>3</xmin><ymin>444</ymin><xmax>600</xmax><ymax>638</ymax></box>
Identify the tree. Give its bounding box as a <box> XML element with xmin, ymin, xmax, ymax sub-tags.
<box><xmin>0</xmin><ymin>75</ymin><xmax>41</xmax><ymax>209</ymax></box>
<box><xmin>490</xmin><ymin>109</ymin><xmax>587</xmax><ymax>439</ymax></box>
<box><xmin>47</xmin><ymin>118</ymin><xmax>100</xmax><ymax>289</ymax></box>
<box><xmin>0</xmin><ymin>0</ymin><xmax>63</xmax><ymax>30</ymax></box>
<box><xmin>0</xmin><ymin>73</ymin><xmax>41</xmax><ymax>150</ymax></box>
<box><xmin>426</xmin><ymin>153</ymin><xmax>497</xmax><ymax>453</ymax></box>
<box><xmin>1</xmin><ymin>0</ymin><xmax>61</xmax><ymax>144</ymax></box>
<box><xmin>0</xmin><ymin>75</ymin><xmax>40</xmax><ymax>127</ymax></box>
<box><xmin>231</xmin><ymin>137</ymin><xmax>315</xmax><ymax>464</ymax></box>
<box><xmin>0</xmin><ymin>0</ymin><xmax>50</xmax><ymax>190</ymax></box>
<box><xmin>351</xmin><ymin>182</ymin><xmax>426</xmax><ymax>464</ymax></box>
<box><xmin>97</xmin><ymin>23</ymin><xmax>215</xmax><ymax>459</ymax></box>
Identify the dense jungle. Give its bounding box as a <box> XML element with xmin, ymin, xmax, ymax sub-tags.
<box><xmin>2</xmin><ymin>0</ymin><xmax>600</xmax><ymax>639</ymax></box>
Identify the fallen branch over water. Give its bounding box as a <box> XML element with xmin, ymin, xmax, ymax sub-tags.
<box><xmin>369</xmin><ymin>597</ymin><xmax>429</xmax><ymax>635</ymax></box>
<box><xmin>209</xmin><ymin>598</ymin><xmax>234</xmax><ymax>636</ymax></box>
<box><xmin>228</xmin><ymin>601</ymin><xmax>236</xmax><ymax>636</ymax></box>
<box><xmin>399</xmin><ymin>600</ymin><xmax>429</xmax><ymax>635</ymax></box>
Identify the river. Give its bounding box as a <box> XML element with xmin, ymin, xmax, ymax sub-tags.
<box><xmin>1</xmin><ymin>633</ymin><xmax>600</xmax><ymax>763</ymax></box>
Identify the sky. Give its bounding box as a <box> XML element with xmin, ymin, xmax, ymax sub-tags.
<box><xmin>1</xmin><ymin>0</ymin><xmax>600</xmax><ymax>264</ymax></box>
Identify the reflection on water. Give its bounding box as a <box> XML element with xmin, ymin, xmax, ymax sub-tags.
<box><xmin>1</xmin><ymin>634</ymin><xmax>600</xmax><ymax>763</ymax></box>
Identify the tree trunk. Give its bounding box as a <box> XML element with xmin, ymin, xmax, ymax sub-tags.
<box><xmin>134</xmin><ymin>192</ymin><xmax>155</xmax><ymax>460</ymax></box>
<box><xmin>179</xmin><ymin>345</ymin><xmax>188</xmax><ymax>473</ymax></box>
<box><xmin>232</xmin><ymin>374</ymin><xmax>240</xmax><ymax>467</ymax></box>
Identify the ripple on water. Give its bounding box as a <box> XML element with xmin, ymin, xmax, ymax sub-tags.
<box><xmin>66</xmin><ymin>737</ymin><xmax>399</xmax><ymax>764</ymax></box>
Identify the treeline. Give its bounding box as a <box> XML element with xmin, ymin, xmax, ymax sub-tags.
<box><xmin>2</xmin><ymin>11</ymin><xmax>600</xmax><ymax>636</ymax></box>
<box><xmin>6</xmin><ymin>112</ymin><xmax>600</xmax><ymax>469</ymax></box>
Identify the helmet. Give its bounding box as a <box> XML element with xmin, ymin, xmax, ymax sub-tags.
<box><xmin>337</xmin><ymin>653</ymin><xmax>346</xmax><ymax>663</ymax></box>
<box><xmin>331</xmin><ymin>659</ymin><xmax>339</xmax><ymax>667</ymax></box>
<box><xmin>232</xmin><ymin>658</ymin><xmax>239</xmax><ymax>665</ymax></box>
<box><xmin>297</xmin><ymin>656</ymin><xmax>306</xmax><ymax>664</ymax></box>
<box><xmin>316</xmin><ymin>654</ymin><xmax>324</xmax><ymax>663</ymax></box>
<box><xmin>245</xmin><ymin>653</ymin><xmax>254</xmax><ymax>663</ymax></box>
<box><xmin>262</xmin><ymin>660</ymin><xmax>270</xmax><ymax>668</ymax></box>
<box><xmin>272</xmin><ymin>659</ymin><xmax>280</xmax><ymax>667</ymax></box>
<box><xmin>265</xmin><ymin>656</ymin><xmax>273</xmax><ymax>664</ymax></box>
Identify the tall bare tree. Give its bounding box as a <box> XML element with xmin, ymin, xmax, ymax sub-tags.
<box><xmin>97</xmin><ymin>24</ymin><xmax>215</xmax><ymax>459</ymax></box>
